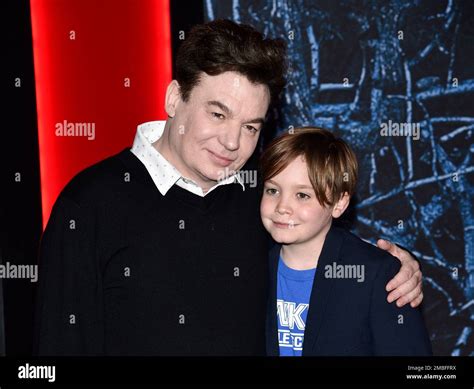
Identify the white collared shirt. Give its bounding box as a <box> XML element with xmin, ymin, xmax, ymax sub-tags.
<box><xmin>130</xmin><ymin>121</ymin><xmax>245</xmax><ymax>197</ymax></box>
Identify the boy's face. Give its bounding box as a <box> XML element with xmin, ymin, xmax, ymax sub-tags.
<box><xmin>260</xmin><ymin>156</ymin><xmax>336</xmax><ymax>246</ymax></box>
<box><xmin>164</xmin><ymin>71</ymin><xmax>270</xmax><ymax>189</ymax></box>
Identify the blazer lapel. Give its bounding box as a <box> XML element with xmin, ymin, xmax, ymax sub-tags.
<box><xmin>266</xmin><ymin>244</ymin><xmax>280</xmax><ymax>356</ymax></box>
<box><xmin>302</xmin><ymin>226</ymin><xmax>345</xmax><ymax>356</ymax></box>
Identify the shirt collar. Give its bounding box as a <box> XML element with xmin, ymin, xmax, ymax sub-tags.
<box><xmin>130</xmin><ymin>120</ymin><xmax>245</xmax><ymax>197</ymax></box>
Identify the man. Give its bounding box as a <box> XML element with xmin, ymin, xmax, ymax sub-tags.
<box><xmin>33</xmin><ymin>19</ymin><xmax>423</xmax><ymax>356</ymax></box>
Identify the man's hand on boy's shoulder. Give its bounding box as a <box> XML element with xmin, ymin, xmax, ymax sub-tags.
<box><xmin>376</xmin><ymin>239</ymin><xmax>423</xmax><ymax>309</ymax></box>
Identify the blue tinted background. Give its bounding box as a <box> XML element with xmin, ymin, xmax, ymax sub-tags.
<box><xmin>206</xmin><ymin>0</ymin><xmax>474</xmax><ymax>356</ymax></box>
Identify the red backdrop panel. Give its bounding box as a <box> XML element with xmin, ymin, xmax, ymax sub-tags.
<box><xmin>30</xmin><ymin>0</ymin><xmax>172</xmax><ymax>229</ymax></box>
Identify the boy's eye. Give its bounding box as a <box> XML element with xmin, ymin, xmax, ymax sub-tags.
<box><xmin>265</xmin><ymin>188</ymin><xmax>278</xmax><ymax>195</ymax></box>
<box><xmin>297</xmin><ymin>192</ymin><xmax>310</xmax><ymax>200</ymax></box>
<box><xmin>243</xmin><ymin>124</ymin><xmax>258</xmax><ymax>134</ymax></box>
<box><xmin>211</xmin><ymin>112</ymin><xmax>225</xmax><ymax>120</ymax></box>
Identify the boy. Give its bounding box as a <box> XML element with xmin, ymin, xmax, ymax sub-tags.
<box><xmin>260</xmin><ymin>127</ymin><xmax>432</xmax><ymax>356</ymax></box>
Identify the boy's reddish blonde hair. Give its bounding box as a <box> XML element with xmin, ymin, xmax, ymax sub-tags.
<box><xmin>260</xmin><ymin>127</ymin><xmax>358</xmax><ymax>207</ymax></box>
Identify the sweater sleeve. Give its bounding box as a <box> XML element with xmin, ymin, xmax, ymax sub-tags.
<box><xmin>370</xmin><ymin>256</ymin><xmax>432</xmax><ymax>356</ymax></box>
<box><xmin>33</xmin><ymin>195</ymin><xmax>104</xmax><ymax>355</ymax></box>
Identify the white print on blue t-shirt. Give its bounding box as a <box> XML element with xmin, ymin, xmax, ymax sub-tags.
<box><xmin>277</xmin><ymin>300</ymin><xmax>308</xmax><ymax>351</ymax></box>
<box><xmin>277</xmin><ymin>256</ymin><xmax>316</xmax><ymax>357</ymax></box>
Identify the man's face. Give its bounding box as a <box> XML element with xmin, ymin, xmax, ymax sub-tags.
<box><xmin>165</xmin><ymin>71</ymin><xmax>270</xmax><ymax>189</ymax></box>
<box><xmin>260</xmin><ymin>156</ymin><xmax>334</xmax><ymax>246</ymax></box>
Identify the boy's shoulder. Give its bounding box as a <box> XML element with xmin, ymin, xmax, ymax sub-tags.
<box><xmin>335</xmin><ymin>227</ymin><xmax>400</xmax><ymax>270</ymax></box>
<box><xmin>267</xmin><ymin>227</ymin><xmax>402</xmax><ymax>275</ymax></box>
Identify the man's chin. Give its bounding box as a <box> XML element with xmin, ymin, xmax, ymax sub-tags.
<box><xmin>192</xmin><ymin>171</ymin><xmax>223</xmax><ymax>189</ymax></box>
<box><xmin>205</xmin><ymin>168</ymin><xmax>238</xmax><ymax>183</ymax></box>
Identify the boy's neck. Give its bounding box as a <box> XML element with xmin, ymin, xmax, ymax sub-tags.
<box><xmin>280</xmin><ymin>222</ymin><xmax>332</xmax><ymax>271</ymax></box>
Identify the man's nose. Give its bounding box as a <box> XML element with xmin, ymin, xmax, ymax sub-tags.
<box><xmin>219</xmin><ymin>124</ymin><xmax>241</xmax><ymax>151</ymax></box>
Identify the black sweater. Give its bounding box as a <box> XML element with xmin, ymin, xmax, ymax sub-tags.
<box><xmin>33</xmin><ymin>148</ymin><xmax>269</xmax><ymax>356</ymax></box>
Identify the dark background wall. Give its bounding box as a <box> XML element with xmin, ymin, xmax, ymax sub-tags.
<box><xmin>206</xmin><ymin>0</ymin><xmax>474</xmax><ymax>356</ymax></box>
<box><xmin>3</xmin><ymin>0</ymin><xmax>43</xmax><ymax>357</ymax></box>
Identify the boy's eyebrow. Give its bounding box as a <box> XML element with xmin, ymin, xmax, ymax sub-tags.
<box><xmin>266</xmin><ymin>179</ymin><xmax>280</xmax><ymax>186</ymax></box>
<box><xmin>265</xmin><ymin>180</ymin><xmax>314</xmax><ymax>190</ymax></box>
<box><xmin>206</xmin><ymin>100</ymin><xmax>265</xmax><ymax>125</ymax></box>
<box><xmin>294</xmin><ymin>184</ymin><xmax>315</xmax><ymax>190</ymax></box>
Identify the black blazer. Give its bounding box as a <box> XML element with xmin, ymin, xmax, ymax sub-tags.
<box><xmin>266</xmin><ymin>226</ymin><xmax>432</xmax><ymax>356</ymax></box>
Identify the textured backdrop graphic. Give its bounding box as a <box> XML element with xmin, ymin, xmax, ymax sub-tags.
<box><xmin>206</xmin><ymin>0</ymin><xmax>474</xmax><ymax>355</ymax></box>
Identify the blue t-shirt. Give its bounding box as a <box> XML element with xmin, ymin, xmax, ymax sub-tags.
<box><xmin>277</xmin><ymin>255</ymin><xmax>316</xmax><ymax>356</ymax></box>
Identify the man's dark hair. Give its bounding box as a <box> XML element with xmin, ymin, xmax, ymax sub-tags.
<box><xmin>175</xmin><ymin>19</ymin><xmax>287</xmax><ymax>104</ymax></box>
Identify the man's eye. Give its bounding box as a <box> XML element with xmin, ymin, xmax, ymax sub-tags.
<box><xmin>211</xmin><ymin>112</ymin><xmax>225</xmax><ymax>120</ymax></box>
<box><xmin>265</xmin><ymin>188</ymin><xmax>278</xmax><ymax>195</ymax></box>
<box><xmin>244</xmin><ymin>124</ymin><xmax>258</xmax><ymax>133</ymax></box>
<box><xmin>297</xmin><ymin>193</ymin><xmax>310</xmax><ymax>200</ymax></box>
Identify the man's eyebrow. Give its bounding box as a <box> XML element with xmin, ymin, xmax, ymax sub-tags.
<box><xmin>245</xmin><ymin>117</ymin><xmax>265</xmax><ymax>125</ymax></box>
<box><xmin>206</xmin><ymin>100</ymin><xmax>266</xmax><ymax>125</ymax></box>
<box><xmin>207</xmin><ymin>100</ymin><xmax>232</xmax><ymax>115</ymax></box>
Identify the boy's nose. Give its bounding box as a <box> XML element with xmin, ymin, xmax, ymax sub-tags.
<box><xmin>275</xmin><ymin>200</ymin><xmax>292</xmax><ymax>215</ymax></box>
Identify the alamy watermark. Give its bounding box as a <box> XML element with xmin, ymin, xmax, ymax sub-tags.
<box><xmin>55</xmin><ymin>120</ymin><xmax>95</xmax><ymax>140</ymax></box>
<box><xmin>380</xmin><ymin>120</ymin><xmax>420</xmax><ymax>141</ymax></box>
<box><xmin>0</xmin><ymin>261</ymin><xmax>38</xmax><ymax>282</ymax></box>
<box><xmin>324</xmin><ymin>261</ymin><xmax>365</xmax><ymax>283</ymax></box>
<box><xmin>217</xmin><ymin>168</ymin><xmax>257</xmax><ymax>188</ymax></box>
<box><xmin>18</xmin><ymin>363</ymin><xmax>55</xmax><ymax>383</ymax></box>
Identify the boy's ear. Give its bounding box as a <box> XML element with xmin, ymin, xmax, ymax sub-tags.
<box><xmin>332</xmin><ymin>192</ymin><xmax>351</xmax><ymax>219</ymax></box>
<box><xmin>165</xmin><ymin>80</ymin><xmax>182</xmax><ymax>118</ymax></box>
